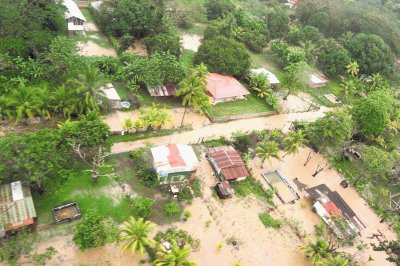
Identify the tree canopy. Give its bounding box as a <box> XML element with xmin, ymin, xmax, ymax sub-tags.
<box><xmin>194</xmin><ymin>36</ymin><xmax>250</xmax><ymax>77</ymax></box>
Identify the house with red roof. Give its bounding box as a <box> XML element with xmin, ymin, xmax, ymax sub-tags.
<box><xmin>205</xmin><ymin>73</ymin><xmax>250</xmax><ymax>104</ymax></box>
<box><xmin>207</xmin><ymin>146</ymin><xmax>249</xmax><ymax>181</ymax></box>
<box><xmin>151</xmin><ymin>144</ymin><xmax>199</xmax><ymax>185</ymax></box>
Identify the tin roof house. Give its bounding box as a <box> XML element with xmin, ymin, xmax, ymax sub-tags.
<box><xmin>151</xmin><ymin>144</ymin><xmax>199</xmax><ymax>185</ymax></box>
<box><xmin>100</xmin><ymin>83</ymin><xmax>122</xmax><ymax>109</ymax></box>
<box><xmin>207</xmin><ymin>146</ymin><xmax>249</xmax><ymax>181</ymax></box>
<box><xmin>0</xmin><ymin>181</ymin><xmax>37</xmax><ymax>237</ymax></box>
<box><xmin>63</xmin><ymin>0</ymin><xmax>86</xmax><ymax>35</ymax></box>
<box><xmin>250</xmin><ymin>68</ymin><xmax>280</xmax><ymax>88</ymax></box>
<box><xmin>205</xmin><ymin>73</ymin><xmax>250</xmax><ymax>104</ymax></box>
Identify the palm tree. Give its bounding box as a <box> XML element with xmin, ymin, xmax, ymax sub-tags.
<box><xmin>154</xmin><ymin>242</ymin><xmax>196</xmax><ymax>266</ymax></box>
<box><xmin>319</xmin><ymin>255</ymin><xmax>349</xmax><ymax>266</ymax></box>
<box><xmin>346</xmin><ymin>62</ymin><xmax>359</xmax><ymax>77</ymax></box>
<box><xmin>122</xmin><ymin>118</ymin><xmax>134</xmax><ymax>132</ymax></box>
<box><xmin>256</xmin><ymin>140</ymin><xmax>280</xmax><ymax>166</ymax></box>
<box><xmin>51</xmin><ymin>84</ymin><xmax>77</xmax><ymax>118</ymax></box>
<box><xmin>283</xmin><ymin>130</ymin><xmax>307</xmax><ymax>158</ymax></box>
<box><xmin>370</xmin><ymin>73</ymin><xmax>385</xmax><ymax>92</ymax></box>
<box><xmin>176</xmin><ymin>73</ymin><xmax>211</xmax><ymax>127</ymax></box>
<box><xmin>192</xmin><ymin>63</ymin><xmax>208</xmax><ymax>84</ymax></box>
<box><xmin>155</xmin><ymin>107</ymin><xmax>173</xmax><ymax>131</ymax></box>
<box><xmin>120</xmin><ymin>217</ymin><xmax>156</xmax><ymax>255</ymax></box>
<box><xmin>5</xmin><ymin>83</ymin><xmax>43</xmax><ymax>122</ymax></box>
<box><xmin>137</xmin><ymin>104</ymin><xmax>173</xmax><ymax>131</ymax></box>
<box><xmin>249</xmin><ymin>73</ymin><xmax>271</xmax><ymax>99</ymax></box>
<box><xmin>339</xmin><ymin>78</ymin><xmax>357</xmax><ymax>100</ymax></box>
<box><xmin>68</xmin><ymin>65</ymin><xmax>108</xmax><ymax>114</ymax></box>
<box><xmin>299</xmin><ymin>238</ymin><xmax>331</xmax><ymax>266</ymax></box>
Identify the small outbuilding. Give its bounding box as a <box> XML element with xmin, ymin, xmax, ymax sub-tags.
<box><xmin>250</xmin><ymin>68</ymin><xmax>280</xmax><ymax>88</ymax></box>
<box><xmin>0</xmin><ymin>181</ymin><xmax>37</xmax><ymax>237</ymax></box>
<box><xmin>308</xmin><ymin>72</ymin><xmax>328</xmax><ymax>88</ymax></box>
<box><xmin>206</xmin><ymin>73</ymin><xmax>250</xmax><ymax>104</ymax></box>
<box><xmin>101</xmin><ymin>83</ymin><xmax>122</xmax><ymax>109</ymax></box>
<box><xmin>207</xmin><ymin>146</ymin><xmax>249</xmax><ymax>181</ymax></box>
<box><xmin>151</xmin><ymin>144</ymin><xmax>199</xmax><ymax>185</ymax></box>
<box><xmin>147</xmin><ymin>85</ymin><xmax>179</xmax><ymax>97</ymax></box>
<box><xmin>63</xmin><ymin>0</ymin><xmax>86</xmax><ymax>35</ymax></box>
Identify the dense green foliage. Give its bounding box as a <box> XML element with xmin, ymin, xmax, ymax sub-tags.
<box><xmin>258</xmin><ymin>212</ymin><xmax>282</xmax><ymax>229</ymax></box>
<box><xmin>0</xmin><ymin>0</ymin><xmax>65</xmax><ymax>57</ymax></box>
<box><xmin>154</xmin><ymin>227</ymin><xmax>200</xmax><ymax>250</ymax></box>
<box><xmin>131</xmin><ymin>196</ymin><xmax>155</xmax><ymax>219</ymax></box>
<box><xmin>73</xmin><ymin>210</ymin><xmax>119</xmax><ymax>251</ymax></box>
<box><xmin>194</xmin><ymin>36</ymin><xmax>250</xmax><ymax>77</ymax></box>
<box><xmin>163</xmin><ymin>202</ymin><xmax>182</xmax><ymax>216</ymax></box>
<box><xmin>144</xmin><ymin>33</ymin><xmax>182</xmax><ymax>58</ymax></box>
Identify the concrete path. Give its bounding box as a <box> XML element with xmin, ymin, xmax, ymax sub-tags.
<box><xmin>111</xmin><ymin>107</ymin><xmax>330</xmax><ymax>154</ymax></box>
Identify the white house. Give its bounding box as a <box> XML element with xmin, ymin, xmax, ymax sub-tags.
<box><xmin>63</xmin><ymin>0</ymin><xmax>86</xmax><ymax>35</ymax></box>
<box><xmin>308</xmin><ymin>72</ymin><xmax>328</xmax><ymax>88</ymax></box>
<box><xmin>100</xmin><ymin>83</ymin><xmax>121</xmax><ymax>109</ymax></box>
<box><xmin>250</xmin><ymin>68</ymin><xmax>280</xmax><ymax>88</ymax></box>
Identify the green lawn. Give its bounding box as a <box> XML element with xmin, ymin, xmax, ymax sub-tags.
<box><xmin>81</xmin><ymin>8</ymin><xmax>94</xmax><ymax>23</ymax></box>
<box><xmin>33</xmin><ymin>166</ymin><xmax>131</xmax><ymax>224</ymax></box>
<box><xmin>208</xmin><ymin>94</ymin><xmax>273</xmax><ymax>118</ymax></box>
<box><xmin>109</xmin><ymin>127</ymin><xmax>191</xmax><ymax>144</ymax></box>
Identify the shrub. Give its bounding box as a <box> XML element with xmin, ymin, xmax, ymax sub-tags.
<box><xmin>131</xmin><ymin>196</ymin><xmax>155</xmax><ymax>219</ymax></box>
<box><xmin>154</xmin><ymin>227</ymin><xmax>200</xmax><ymax>250</ymax></box>
<box><xmin>183</xmin><ymin>210</ymin><xmax>192</xmax><ymax>221</ymax></box>
<box><xmin>163</xmin><ymin>202</ymin><xmax>181</xmax><ymax>216</ymax></box>
<box><xmin>258</xmin><ymin>212</ymin><xmax>282</xmax><ymax>229</ymax></box>
<box><xmin>191</xmin><ymin>178</ymin><xmax>203</xmax><ymax>197</ymax></box>
<box><xmin>177</xmin><ymin>187</ymin><xmax>194</xmax><ymax>202</ymax></box>
<box><xmin>231</xmin><ymin>130</ymin><xmax>250</xmax><ymax>153</ymax></box>
<box><xmin>73</xmin><ymin>210</ymin><xmax>119</xmax><ymax>251</ymax></box>
<box><xmin>143</xmin><ymin>33</ymin><xmax>182</xmax><ymax>58</ymax></box>
<box><xmin>136</xmin><ymin>167</ymin><xmax>159</xmax><ymax>188</ymax></box>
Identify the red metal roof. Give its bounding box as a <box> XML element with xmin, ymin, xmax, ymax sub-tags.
<box><xmin>208</xmin><ymin>146</ymin><xmax>249</xmax><ymax>180</ymax></box>
<box><xmin>322</xmin><ymin>201</ymin><xmax>342</xmax><ymax>217</ymax></box>
<box><xmin>167</xmin><ymin>144</ymin><xmax>186</xmax><ymax>167</ymax></box>
<box><xmin>148</xmin><ymin>85</ymin><xmax>178</xmax><ymax>97</ymax></box>
<box><xmin>206</xmin><ymin>73</ymin><xmax>250</xmax><ymax>99</ymax></box>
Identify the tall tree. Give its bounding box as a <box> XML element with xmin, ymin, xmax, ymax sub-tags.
<box><xmin>67</xmin><ymin>65</ymin><xmax>108</xmax><ymax>114</ymax></box>
<box><xmin>120</xmin><ymin>217</ymin><xmax>156</xmax><ymax>255</ymax></box>
<box><xmin>154</xmin><ymin>242</ymin><xmax>196</xmax><ymax>266</ymax></box>
<box><xmin>283</xmin><ymin>130</ymin><xmax>307</xmax><ymax>158</ymax></box>
<box><xmin>256</xmin><ymin>141</ymin><xmax>280</xmax><ymax>165</ymax></box>
<box><xmin>176</xmin><ymin>65</ymin><xmax>211</xmax><ymax>127</ymax></box>
<box><xmin>299</xmin><ymin>238</ymin><xmax>331</xmax><ymax>266</ymax></box>
<box><xmin>281</xmin><ymin>61</ymin><xmax>310</xmax><ymax>100</ymax></box>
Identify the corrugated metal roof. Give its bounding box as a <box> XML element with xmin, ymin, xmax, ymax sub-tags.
<box><xmin>208</xmin><ymin>146</ymin><xmax>249</xmax><ymax>180</ymax></box>
<box><xmin>101</xmin><ymin>84</ymin><xmax>121</xmax><ymax>101</ymax></box>
<box><xmin>63</xmin><ymin>0</ymin><xmax>86</xmax><ymax>21</ymax></box>
<box><xmin>0</xmin><ymin>182</ymin><xmax>36</xmax><ymax>233</ymax></box>
<box><xmin>206</xmin><ymin>73</ymin><xmax>250</xmax><ymax>99</ymax></box>
<box><xmin>148</xmin><ymin>85</ymin><xmax>178</xmax><ymax>97</ymax></box>
<box><xmin>151</xmin><ymin>144</ymin><xmax>198</xmax><ymax>177</ymax></box>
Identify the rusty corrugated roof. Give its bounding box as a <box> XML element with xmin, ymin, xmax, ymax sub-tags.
<box><xmin>0</xmin><ymin>182</ymin><xmax>36</xmax><ymax>233</ymax></box>
<box><xmin>208</xmin><ymin>146</ymin><xmax>249</xmax><ymax>180</ymax></box>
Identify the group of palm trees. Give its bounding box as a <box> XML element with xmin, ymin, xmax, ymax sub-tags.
<box><xmin>1</xmin><ymin>66</ymin><xmax>108</xmax><ymax>122</ymax></box>
<box><xmin>299</xmin><ymin>238</ymin><xmax>349</xmax><ymax>266</ymax></box>
<box><xmin>340</xmin><ymin>62</ymin><xmax>388</xmax><ymax>101</ymax></box>
<box><xmin>256</xmin><ymin>129</ymin><xmax>307</xmax><ymax>166</ymax></box>
<box><xmin>121</xmin><ymin>217</ymin><xmax>195</xmax><ymax>266</ymax></box>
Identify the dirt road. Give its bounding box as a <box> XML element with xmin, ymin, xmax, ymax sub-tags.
<box><xmin>111</xmin><ymin>107</ymin><xmax>330</xmax><ymax>154</ymax></box>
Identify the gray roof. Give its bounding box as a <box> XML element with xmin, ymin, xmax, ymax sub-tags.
<box><xmin>63</xmin><ymin>0</ymin><xmax>86</xmax><ymax>21</ymax></box>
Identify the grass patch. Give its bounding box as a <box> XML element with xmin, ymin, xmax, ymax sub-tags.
<box><xmin>81</xmin><ymin>8</ymin><xmax>94</xmax><ymax>22</ymax></box>
<box><xmin>201</xmin><ymin>137</ymin><xmax>228</xmax><ymax>148</ymax></box>
<box><xmin>113</xmin><ymin>82</ymin><xmax>130</xmax><ymax>100</ymax></box>
<box><xmin>191</xmin><ymin>178</ymin><xmax>203</xmax><ymax>198</ymax></box>
<box><xmin>231</xmin><ymin>176</ymin><xmax>274</xmax><ymax>203</ymax></box>
<box><xmin>180</xmin><ymin>49</ymin><xmax>195</xmax><ymax>73</ymax></box>
<box><xmin>259</xmin><ymin>212</ymin><xmax>282</xmax><ymax>229</ymax></box>
<box><xmin>109</xmin><ymin>127</ymin><xmax>191</xmax><ymax>144</ymax></box>
<box><xmin>208</xmin><ymin>94</ymin><xmax>273</xmax><ymax>118</ymax></box>
<box><xmin>33</xmin><ymin>166</ymin><xmax>131</xmax><ymax>224</ymax></box>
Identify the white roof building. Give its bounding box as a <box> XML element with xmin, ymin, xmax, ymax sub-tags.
<box><xmin>151</xmin><ymin>144</ymin><xmax>198</xmax><ymax>177</ymax></box>
<box><xmin>101</xmin><ymin>84</ymin><xmax>121</xmax><ymax>101</ymax></box>
<box><xmin>62</xmin><ymin>0</ymin><xmax>86</xmax><ymax>32</ymax></box>
<box><xmin>308</xmin><ymin>72</ymin><xmax>328</xmax><ymax>88</ymax></box>
<box><xmin>250</xmin><ymin>68</ymin><xmax>280</xmax><ymax>84</ymax></box>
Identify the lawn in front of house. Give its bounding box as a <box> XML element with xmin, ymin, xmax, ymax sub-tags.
<box><xmin>207</xmin><ymin>94</ymin><xmax>273</xmax><ymax>118</ymax></box>
<box><xmin>33</xmin><ymin>165</ymin><xmax>131</xmax><ymax>225</ymax></box>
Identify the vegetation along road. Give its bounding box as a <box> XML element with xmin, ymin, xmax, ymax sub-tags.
<box><xmin>111</xmin><ymin>107</ymin><xmax>329</xmax><ymax>153</ymax></box>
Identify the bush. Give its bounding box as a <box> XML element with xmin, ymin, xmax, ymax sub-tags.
<box><xmin>258</xmin><ymin>212</ymin><xmax>282</xmax><ymax>229</ymax></box>
<box><xmin>73</xmin><ymin>210</ymin><xmax>119</xmax><ymax>251</ymax></box>
<box><xmin>131</xmin><ymin>196</ymin><xmax>155</xmax><ymax>219</ymax></box>
<box><xmin>191</xmin><ymin>178</ymin><xmax>203</xmax><ymax>197</ymax></box>
<box><xmin>177</xmin><ymin>187</ymin><xmax>194</xmax><ymax>202</ymax></box>
<box><xmin>231</xmin><ymin>130</ymin><xmax>250</xmax><ymax>153</ymax></box>
<box><xmin>154</xmin><ymin>227</ymin><xmax>200</xmax><ymax>250</ymax></box>
<box><xmin>143</xmin><ymin>33</ymin><xmax>182</xmax><ymax>58</ymax></box>
<box><xmin>136</xmin><ymin>167</ymin><xmax>159</xmax><ymax>188</ymax></box>
<box><xmin>163</xmin><ymin>202</ymin><xmax>181</xmax><ymax>216</ymax></box>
